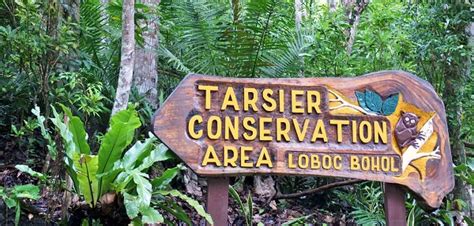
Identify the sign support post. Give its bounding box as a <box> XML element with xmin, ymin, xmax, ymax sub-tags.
<box><xmin>384</xmin><ymin>183</ymin><xmax>406</xmax><ymax>226</ymax></box>
<box><xmin>207</xmin><ymin>177</ymin><xmax>229</xmax><ymax>226</ymax></box>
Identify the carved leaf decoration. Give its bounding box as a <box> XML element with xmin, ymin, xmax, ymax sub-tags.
<box><xmin>365</xmin><ymin>89</ymin><xmax>383</xmax><ymax>113</ymax></box>
<box><xmin>382</xmin><ymin>94</ymin><xmax>399</xmax><ymax>116</ymax></box>
<box><xmin>355</xmin><ymin>91</ymin><xmax>367</xmax><ymax>110</ymax></box>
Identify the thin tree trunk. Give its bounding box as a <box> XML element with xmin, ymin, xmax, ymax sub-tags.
<box><xmin>467</xmin><ymin>22</ymin><xmax>474</xmax><ymax>217</ymax></box>
<box><xmin>112</xmin><ymin>0</ymin><xmax>135</xmax><ymax>115</ymax></box>
<box><xmin>343</xmin><ymin>0</ymin><xmax>369</xmax><ymax>56</ymax></box>
<box><xmin>133</xmin><ymin>0</ymin><xmax>159</xmax><ymax>109</ymax></box>
<box><xmin>294</xmin><ymin>0</ymin><xmax>304</xmax><ymax>31</ymax></box>
<box><xmin>294</xmin><ymin>0</ymin><xmax>305</xmax><ymax>77</ymax></box>
<box><xmin>328</xmin><ymin>0</ymin><xmax>336</xmax><ymax>12</ymax></box>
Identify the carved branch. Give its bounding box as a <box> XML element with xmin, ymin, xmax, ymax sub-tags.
<box><xmin>401</xmin><ymin>116</ymin><xmax>441</xmax><ymax>172</ymax></box>
<box><xmin>327</xmin><ymin>90</ymin><xmax>377</xmax><ymax>116</ymax></box>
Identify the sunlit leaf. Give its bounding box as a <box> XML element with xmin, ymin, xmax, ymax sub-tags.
<box><xmin>97</xmin><ymin>107</ymin><xmax>141</xmax><ymax>197</ymax></box>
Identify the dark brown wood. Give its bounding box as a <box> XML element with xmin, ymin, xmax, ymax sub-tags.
<box><xmin>207</xmin><ymin>177</ymin><xmax>229</xmax><ymax>226</ymax></box>
<box><xmin>152</xmin><ymin>70</ymin><xmax>454</xmax><ymax>209</ymax></box>
<box><xmin>384</xmin><ymin>183</ymin><xmax>406</xmax><ymax>226</ymax></box>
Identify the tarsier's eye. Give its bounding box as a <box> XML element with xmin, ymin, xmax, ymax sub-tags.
<box><xmin>410</xmin><ymin>119</ymin><xmax>415</xmax><ymax>124</ymax></box>
<box><xmin>405</xmin><ymin>117</ymin><xmax>409</xmax><ymax>121</ymax></box>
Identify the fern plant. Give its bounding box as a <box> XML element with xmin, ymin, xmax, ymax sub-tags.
<box><xmin>335</xmin><ymin>182</ymin><xmax>386</xmax><ymax>225</ymax></box>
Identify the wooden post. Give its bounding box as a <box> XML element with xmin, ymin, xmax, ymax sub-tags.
<box><xmin>384</xmin><ymin>183</ymin><xmax>406</xmax><ymax>226</ymax></box>
<box><xmin>207</xmin><ymin>177</ymin><xmax>229</xmax><ymax>226</ymax></box>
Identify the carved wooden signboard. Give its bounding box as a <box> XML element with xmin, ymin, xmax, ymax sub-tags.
<box><xmin>152</xmin><ymin>70</ymin><xmax>454</xmax><ymax>209</ymax></box>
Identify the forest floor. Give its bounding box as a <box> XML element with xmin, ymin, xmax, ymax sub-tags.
<box><xmin>0</xmin><ymin>165</ymin><xmax>357</xmax><ymax>225</ymax></box>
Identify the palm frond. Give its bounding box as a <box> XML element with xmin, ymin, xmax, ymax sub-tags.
<box><xmin>158</xmin><ymin>46</ymin><xmax>191</xmax><ymax>74</ymax></box>
<box><xmin>261</xmin><ymin>30</ymin><xmax>314</xmax><ymax>77</ymax></box>
<box><xmin>79</xmin><ymin>0</ymin><xmax>107</xmax><ymax>58</ymax></box>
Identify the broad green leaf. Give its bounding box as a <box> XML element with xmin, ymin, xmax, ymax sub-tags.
<box><xmin>151</xmin><ymin>165</ymin><xmax>182</xmax><ymax>189</ymax></box>
<box><xmin>50</xmin><ymin>106</ymin><xmax>79</xmax><ymax>190</ymax></box>
<box><xmin>124</xmin><ymin>193</ymin><xmax>140</xmax><ymax>218</ymax></box>
<box><xmin>130</xmin><ymin>218</ymin><xmax>143</xmax><ymax>226</ymax></box>
<box><xmin>5</xmin><ymin>197</ymin><xmax>16</xmax><ymax>208</ymax></box>
<box><xmin>137</xmin><ymin>144</ymin><xmax>172</xmax><ymax>172</ymax></box>
<box><xmin>153</xmin><ymin>201</ymin><xmax>192</xmax><ymax>225</ymax></box>
<box><xmin>382</xmin><ymin>94</ymin><xmax>399</xmax><ymax>116</ymax></box>
<box><xmin>121</xmin><ymin>134</ymin><xmax>156</xmax><ymax>170</ymax></box>
<box><xmin>158</xmin><ymin>189</ymin><xmax>213</xmax><ymax>225</ymax></box>
<box><xmin>133</xmin><ymin>173</ymin><xmax>152</xmax><ymax>206</ymax></box>
<box><xmin>31</xmin><ymin>105</ymin><xmax>57</xmax><ymax>160</ymax></box>
<box><xmin>61</xmin><ymin>104</ymin><xmax>90</xmax><ymax>154</ymax></box>
<box><xmin>140</xmin><ymin>206</ymin><xmax>164</xmax><ymax>224</ymax></box>
<box><xmin>74</xmin><ymin>153</ymin><xmax>99</xmax><ymax>207</ymax></box>
<box><xmin>51</xmin><ymin>107</ymin><xmax>76</xmax><ymax>158</ymax></box>
<box><xmin>365</xmin><ymin>89</ymin><xmax>383</xmax><ymax>113</ymax></box>
<box><xmin>112</xmin><ymin>172</ymin><xmax>133</xmax><ymax>192</ymax></box>
<box><xmin>12</xmin><ymin>184</ymin><xmax>40</xmax><ymax>200</ymax></box>
<box><xmin>97</xmin><ymin>107</ymin><xmax>141</xmax><ymax>196</ymax></box>
<box><xmin>15</xmin><ymin>165</ymin><xmax>46</xmax><ymax>181</ymax></box>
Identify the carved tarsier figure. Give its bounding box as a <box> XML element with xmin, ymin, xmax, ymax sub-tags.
<box><xmin>395</xmin><ymin>111</ymin><xmax>424</xmax><ymax>148</ymax></box>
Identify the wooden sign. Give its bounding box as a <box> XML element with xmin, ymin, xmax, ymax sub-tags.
<box><xmin>152</xmin><ymin>70</ymin><xmax>453</xmax><ymax>209</ymax></box>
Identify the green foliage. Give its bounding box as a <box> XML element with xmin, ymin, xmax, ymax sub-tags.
<box><xmin>51</xmin><ymin>73</ymin><xmax>107</xmax><ymax>119</ymax></box>
<box><xmin>1</xmin><ymin>0</ymin><xmax>473</xmax><ymax>223</ymax></box>
<box><xmin>406</xmin><ymin>195</ymin><xmax>473</xmax><ymax>225</ymax></box>
<box><xmin>15</xmin><ymin>164</ymin><xmax>47</xmax><ymax>182</ymax></box>
<box><xmin>156</xmin><ymin>190</ymin><xmax>213</xmax><ymax>225</ymax></box>
<box><xmin>112</xmin><ymin>140</ymin><xmax>172</xmax><ymax>223</ymax></box>
<box><xmin>31</xmin><ymin>106</ymin><xmax>57</xmax><ymax>160</ymax></box>
<box><xmin>74</xmin><ymin>153</ymin><xmax>100</xmax><ymax>206</ymax></box>
<box><xmin>282</xmin><ymin>214</ymin><xmax>313</xmax><ymax>226</ymax></box>
<box><xmin>454</xmin><ymin>160</ymin><xmax>474</xmax><ymax>186</ymax></box>
<box><xmin>96</xmin><ymin>107</ymin><xmax>141</xmax><ymax>196</ymax></box>
<box><xmin>229</xmin><ymin>185</ymin><xmax>253</xmax><ymax>226</ymax></box>
<box><xmin>44</xmin><ymin>106</ymin><xmax>209</xmax><ymax>224</ymax></box>
<box><xmin>335</xmin><ymin>182</ymin><xmax>385</xmax><ymax>225</ymax></box>
<box><xmin>159</xmin><ymin>0</ymin><xmax>292</xmax><ymax>78</ymax></box>
<box><xmin>0</xmin><ymin>184</ymin><xmax>41</xmax><ymax>226</ymax></box>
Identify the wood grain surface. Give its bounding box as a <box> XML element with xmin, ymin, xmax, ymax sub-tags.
<box><xmin>152</xmin><ymin>70</ymin><xmax>454</xmax><ymax>208</ymax></box>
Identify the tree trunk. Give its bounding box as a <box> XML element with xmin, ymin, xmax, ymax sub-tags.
<box><xmin>328</xmin><ymin>0</ymin><xmax>337</xmax><ymax>12</ymax></box>
<box><xmin>342</xmin><ymin>0</ymin><xmax>369</xmax><ymax>56</ymax></box>
<box><xmin>294</xmin><ymin>0</ymin><xmax>305</xmax><ymax>77</ymax></box>
<box><xmin>442</xmin><ymin>21</ymin><xmax>473</xmax><ymax>218</ymax></box>
<box><xmin>468</xmin><ymin>22</ymin><xmax>474</xmax><ymax>218</ymax></box>
<box><xmin>294</xmin><ymin>0</ymin><xmax>305</xmax><ymax>31</ymax></box>
<box><xmin>112</xmin><ymin>0</ymin><xmax>135</xmax><ymax>115</ymax></box>
<box><xmin>133</xmin><ymin>0</ymin><xmax>159</xmax><ymax>109</ymax></box>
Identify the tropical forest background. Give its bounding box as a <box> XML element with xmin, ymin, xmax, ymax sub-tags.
<box><xmin>0</xmin><ymin>0</ymin><xmax>472</xmax><ymax>225</ymax></box>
